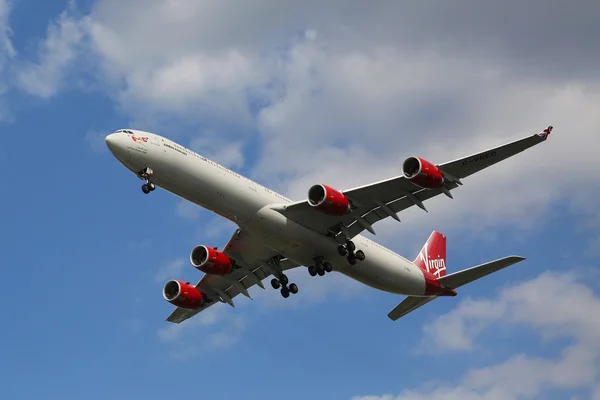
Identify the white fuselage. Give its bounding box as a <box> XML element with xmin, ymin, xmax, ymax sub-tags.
<box><xmin>105</xmin><ymin>129</ymin><xmax>430</xmax><ymax>296</ymax></box>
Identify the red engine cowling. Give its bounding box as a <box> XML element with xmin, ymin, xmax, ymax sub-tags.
<box><xmin>190</xmin><ymin>245</ymin><xmax>233</xmax><ymax>275</ymax></box>
<box><xmin>307</xmin><ymin>184</ymin><xmax>350</xmax><ymax>216</ymax></box>
<box><xmin>162</xmin><ymin>280</ymin><xmax>205</xmax><ymax>309</ymax></box>
<box><xmin>402</xmin><ymin>157</ymin><xmax>444</xmax><ymax>189</ymax></box>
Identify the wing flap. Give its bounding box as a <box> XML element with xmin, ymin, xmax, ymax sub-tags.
<box><xmin>342</xmin><ymin>182</ymin><xmax>461</xmax><ymax>238</ymax></box>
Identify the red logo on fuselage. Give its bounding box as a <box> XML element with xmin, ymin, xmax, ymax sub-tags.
<box><xmin>132</xmin><ymin>135</ymin><xmax>148</xmax><ymax>143</ymax></box>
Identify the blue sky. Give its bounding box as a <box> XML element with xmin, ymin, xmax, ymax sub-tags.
<box><xmin>1</xmin><ymin>1</ymin><xmax>600</xmax><ymax>399</ymax></box>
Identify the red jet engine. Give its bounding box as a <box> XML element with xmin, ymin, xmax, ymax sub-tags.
<box><xmin>307</xmin><ymin>184</ymin><xmax>350</xmax><ymax>216</ymax></box>
<box><xmin>402</xmin><ymin>157</ymin><xmax>444</xmax><ymax>189</ymax></box>
<box><xmin>190</xmin><ymin>245</ymin><xmax>233</xmax><ymax>275</ymax></box>
<box><xmin>162</xmin><ymin>280</ymin><xmax>205</xmax><ymax>309</ymax></box>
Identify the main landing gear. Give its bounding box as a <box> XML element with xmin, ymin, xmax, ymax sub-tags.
<box><xmin>307</xmin><ymin>239</ymin><xmax>366</xmax><ymax>276</ymax></box>
<box><xmin>308</xmin><ymin>256</ymin><xmax>333</xmax><ymax>277</ymax></box>
<box><xmin>337</xmin><ymin>240</ymin><xmax>365</xmax><ymax>265</ymax></box>
<box><xmin>139</xmin><ymin>167</ymin><xmax>155</xmax><ymax>194</ymax></box>
<box><xmin>268</xmin><ymin>256</ymin><xmax>298</xmax><ymax>299</ymax></box>
<box><xmin>270</xmin><ymin>275</ymin><xmax>298</xmax><ymax>298</ymax></box>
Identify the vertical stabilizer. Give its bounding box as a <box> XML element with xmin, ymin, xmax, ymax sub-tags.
<box><xmin>414</xmin><ymin>231</ymin><xmax>447</xmax><ymax>278</ymax></box>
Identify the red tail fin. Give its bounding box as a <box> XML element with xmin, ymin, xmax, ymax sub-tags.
<box><xmin>414</xmin><ymin>231</ymin><xmax>447</xmax><ymax>278</ymax></box>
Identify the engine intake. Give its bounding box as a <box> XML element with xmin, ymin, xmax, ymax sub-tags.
<box><xmin>308</xmin><ymin>184</ymin><xmax>350</xmax><ymax>216</ymax></box>
<box><xmin>190</xmin><ymin>245</ymin><xmax>233</xmax><ymax>275</ymax></box>
<box><xmin>163</xmin><ymin>280</ymin><xmax>205</xmax><ymax>310</ymax></box>
<box><xmin>402</xmin><ymin>157</ymin><xmax>444</xmax><ymax>189</ymax></box>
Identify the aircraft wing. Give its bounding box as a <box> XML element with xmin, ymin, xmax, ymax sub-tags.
<box><xmin>166</xmin><ymin>229</ymin><xmax>300</xmax><ymax>323</ymax></box>
<box><xmin>274</xmin><ymin>126</ymin><xmax>553</xmax><ymax>238</ymax></box>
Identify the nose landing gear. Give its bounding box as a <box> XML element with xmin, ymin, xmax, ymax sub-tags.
<box><xmin>139</xmin><ymin>167</ymin><xmax>155</xmax><ymax>194</ymax></box>
<box><xmin>142</xmin><ymin>182</ymin><xmax>155</xmax><ymax>194</ymax></box>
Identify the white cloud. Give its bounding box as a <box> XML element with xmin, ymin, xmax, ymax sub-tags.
<box><xmin>127</xmin><ymin>238</ymin><xmax>152</xmax><ymax>250</ymax></box>
<box><xmin>204</xmin><ymin>315</ymin><xmax>245</xmax><ymax>350</ymax></box>
<box><xmin>594</xmin><ymin>385</ymin><xmax>600</xmax><ymax>400</ymax></box>
<box><xmin>189</xmin><ymin>134</ymin><xmax>245</xmax><ymax>169</ymax></box>
<box><xmin>112</xmin><ymin>50</ymin><xmax>267</xmax><ymax>126</ymax></box>
<box><xmin>125</xmin><ymin>318</ymin><xmax>141</xmax><ymax>333</ymax></box>
<box><xmin>84</xmin><ymin>130</ymin><xmax>107</xmax><ymax>153</ymax></box>
<box><xmin>421</xmin><ymin>271</ymin><xmax>600</xmax><ymax>352</ymax></box>
<box><xmin>157</xmin><ymin>305</ymin><xmax>220</xmax><ymax>342</ymax></box>
<box><xmin>0</xmin><ymin>0</ymin><xmax>15</xmax><ymax>59</ymax></box>
<box><xmin>154</xmin><ymin>258</ymin><xmax>185</xmax><ymax>283</ymax></box>
<box><xmin>194</xmin><ymin>216</ymin><xmax>238</xmax><ymax>240</ymax></box>
<box><xmin>175</xmin><ymin>200</ymin><xmax>201</xmax><ymax>220</ymax></box>
<box><xmin>353</xmin><ymin>271</ymin><xmax>600</xmax><ymax>400</ymax></box>
<box><xmin>82</xmin><ymin>0</ymin><xmax>600</xmax><ymax>80</ymax></box>
<box><xmin>157</xmin><ymin>305</ymin><xmax>246</xmax><ymax>359</ymax></box>
<box><xmin>0</xmin><ymin>0</ymin><xmax>14</xmax><ymax>121</ymax></box>
<box><xmin>16</xmin><ymin>1</ymin><xmax>88</xmax><ymax>98</ymax></box>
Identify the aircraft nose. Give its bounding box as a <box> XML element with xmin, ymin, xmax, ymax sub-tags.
<box><xmin>105</xmin><ymin>132</ymin><xmax>130</xmax><ymax>162</ymax></box>
<box><xmin>105</xmin><ymin>133</ymin><xmax>118</xmax><ymax>152</ymax></box>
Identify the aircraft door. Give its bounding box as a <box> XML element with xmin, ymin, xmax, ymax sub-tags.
<box><xmin>150</xmin><ymin>135</ymin><xmax>166</xmax><ymax>152</ymax></box>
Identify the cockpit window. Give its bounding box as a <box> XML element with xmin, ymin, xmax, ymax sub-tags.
<box><xmin>113</xmin><ymin>129</ymin><xmax>134</xmax><ymax>134</ymax></box>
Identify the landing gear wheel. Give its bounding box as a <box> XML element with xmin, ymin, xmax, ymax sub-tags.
<box><xmin>355</xmin><ymin>250</ymin><xmax>365</xmax><ymax>261</ymax></box>
<box><xmin>346</xmin><ymin>241</ymin><xmax>356</xmax><ymax>252</ymax></box>
<box><xmin>279</xmin><ymin>274</ymin><xmax>289</xmax><ymax>286</ymax></box>
<box><xmin>141</xmin><ymin>184</ymin><xmax>150</xmax><ymax>194</ymax></box>
<box><xmin>337</xmin><ymin>245</ymin><xmax>348</xmax><ymax>256</ymax></box>
<box><xmin>148</xmin><ymin>182</ymin><xmax>156</xmax><ymax>191</ymax></box>
<box><xmin>347</xmin><ymin>254</ymin><xmax>357</xmax><ymax>265</ymax></box>
<box><xmin>289</xmin><ymin>283</ymin><xmax>298</xmax><ymax>294</ymax></box>
<box><xmin>316</xmin><ymin>264</ymin><xmax>325</xmax><ymax>276</ymax></box>
<box><xmin>271</xmin><ymin>278</ymin><xmax>281</xmax><ymax>289</ymax></box>
<box><xmin>281</xmin><ymin>287</ymin><xmax>290</xmax><ymax>298</ymax></box>
<box><xmin>308</xmin><ymin>265</ymin><xmax>317</xmax><ymax>276</ymax></box>
<box><xmin>323</xmin><ymin>261</ymin><xmax>333</xmax><ymax>273</ymax></box>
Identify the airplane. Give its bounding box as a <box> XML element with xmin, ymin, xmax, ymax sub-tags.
<box><xmin>105</xmin><ymin>125</ymin><xmax>554</xmax><ymax>323</ymax></box>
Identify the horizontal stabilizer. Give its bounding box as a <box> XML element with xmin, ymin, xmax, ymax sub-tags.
<box><xmin>387</xmin><ymin>256</ymin><xmax>526</xmax><ymax>321</ymax></box>
<box><xmin>437</xmin><ymin>256</ymin><xmax>525</xmax><ymax>289</ymax></box>
<box><xmin>388</xmin><ymin>296</ymin><xmax>437</xmax><ymax>321</ymax></box>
